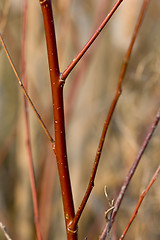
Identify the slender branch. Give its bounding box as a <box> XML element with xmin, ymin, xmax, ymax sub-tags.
<box><xmin>61</xmin><ymin>0</ymin><xmax>124</xmax><ymax>81</ymax></box>
<box><xmin>65</xmin><ymin>0</ymin><xmax>110</xmax><ymax>123</ymax></box>
<box><xmin>120</xmin><ymin>164</ymin><xmax>160</xmax><ymax>240</ymax></box>
<box><xmin>69</xmin><ymin>0</ymin><xmax>149</xmax><ymax>232</ymax></box>
<box><xmin>0</xmin><ymin>222</ymin><xmax>12</xmax><ymax>240</ymax></box>
<box><xmin>112</xmin><ymin>106</ymin><xmax>160</xmax><ymax>218</ymax></box>
<box><xmin>69</xmin><ymin>80</ymin><xmax>121</xmax><ymax>230</ymax></box>
<box><xmin>22</xmin><ymin>1</ymin><xmax>42</xmax><ymax>240</ymax></box>
<box><xmin>39</xmin><ymin>1</ymin><xmax>77</xmax><ymax>239</ymax></box>
<box><xmin>100</xmin><ymin>106</ymin><xmax>160</xmax><ymax>240</ymax></box>
<box><xmin>0</xmin><ymin>33</ymin><xmax>54</xmax><ymax>143</ymax></box>
<box><xmin>96</xmin><ymin>0</ymin><xmax>150</xmax><ymax>238</ymax></box>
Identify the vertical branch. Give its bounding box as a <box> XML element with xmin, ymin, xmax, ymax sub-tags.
<box><xmin>22</xmin><ymin>1</ymin><xmax>42</xmax><ymax>240</ymax></box>
<box><xmin>39</xmin><ymin>1</ymin><xmax>77</xmax><ymax>239</ymax></box>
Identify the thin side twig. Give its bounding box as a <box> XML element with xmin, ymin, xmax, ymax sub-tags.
<box><xmin>111</xmin><ymin>107</ymin><xmax>160</xmax><ymax>222</ymax></box>
<box><xmin>69</xmin><ymin>0</ymin><xmax>149</xmax><ymax>232</ymax></box>
<box><xmin>0</xmin><ymin>33</ymin><xmax>54</xmax><ymax>143</ymax></box>
<box><xmin>65</xmin><ymin>0</ymin><xmax>111</xmax><ymax>123</ymax></box>
<box><xmin>100</xmin><ymin>106</ymin><xmax>160</xmax><ymax>239</ymax></box>
<box><xmin>0</xmin><ymin>222</ymin><xmax>12</xmax><ymax>240</ymax></box>
<box><xmin>22</xmin><ymin>1</ymin><xmax>42</xmax><ymax>240</ymax></box>
<box><xmin>61</xmin><ymin>0</ymin><xmax>124</xmax><ymax>81</ymax></box>
<box><xmin>120</xmin><ymin>164</ymin><xmax>160</xmax><ymax>240</ymax></box>
<box><xmin>98</xmin><ymin>0</ymin><xmax>150</xmax><ymax>239</ymax></box>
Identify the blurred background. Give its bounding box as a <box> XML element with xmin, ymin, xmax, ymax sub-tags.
<box><xmin>0</xmin><ymin>0</ymin><xmax>160</xmax><ymax>239</ymax></box>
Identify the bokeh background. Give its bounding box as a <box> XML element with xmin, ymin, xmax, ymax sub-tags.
<box><xmin>0</xmin><ymin>0</ymin><xmax>160</xmax><ymax>239</ymax></box>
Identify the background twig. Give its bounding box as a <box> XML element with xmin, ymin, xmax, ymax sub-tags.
<box><xmin>70</xmin><ymin>0</ymin><xmax>150</xmax><ymax>233</ymax></box>
<box><xmin>100</xmin><ymin>106</ymin><xmax>160</xmax><ymax>240</ymax></box>
<box><xmin>120</xmin><ymin>163</ymin><xmax>160</xmax><ymax>239</ymax></box>
<box><xmin>0</xmin><ymin>222</ymin><xmax>12</xmax><ymax>240</ymax></box>
<box><xmin>22</xmin><ymin>1</ymin><xmax>42</xmax><ymax>239</ymax></box>
<box><xmin>0</xmin><ymin>33</ymin><xmax>54</xmax><ymax>143</ymax></box>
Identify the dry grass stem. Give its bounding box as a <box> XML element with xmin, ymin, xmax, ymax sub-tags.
<box><xmin>0</xmin><ymin>33</ymin><xmax>54</xmax><ymax>143</ymax></box>
<box><xmin>0</xmin><ymin>222</ymin><xmax>12</xmax><ymax>240</ymax></box>
<box><xmin>120</xmin><ymin>163</ymin><xmax>160</xmax><ymax>239</ymax></box>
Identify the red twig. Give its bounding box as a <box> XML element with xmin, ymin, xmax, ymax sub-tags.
<box><xmin>0</xmin><ymin>33</ymin><xmax>54</xmax><ymax>143</ymax></box>
<box><xmin>120</xmin><ymin>164</ymin><xmax>160</xmax><ymax>240</ymax></box>
<box><xmin>61</xmin><ymin>0</ymin><xmax>124</xmax><ymax>81</ymax></box>
<box><xmin>65</xmin><ymin>0</ymin><xmax>111</xmax><ymax>123</ymax></box>
<box><xmin>39</xmin><ymin>1</ymin><xmax>76</xmax><ymax>239</ymax></box>
<box><xmin>22</xmin><ymin>1</ymin><xmax>42</xmax><ymax>240</ymax></box>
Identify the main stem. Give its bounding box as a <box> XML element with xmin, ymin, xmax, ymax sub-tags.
<box><xmin>39</xmin><ymin>1</ymin><xmax>77</xmax><ymax>239</ymax></box>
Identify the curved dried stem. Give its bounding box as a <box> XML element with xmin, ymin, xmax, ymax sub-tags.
<box><xmin>120</xmin><ymin>163</ymin><xmax>160</xmax><ymax>240</ymax></box>
<box><xmin>0</xmin><ymin>33</ymin><xmax>54</xmax><ymax>143</ymax></box>
<box><xmin>61</xmin><ymin>0</ymin><xmax>124</xmax><ymax>81</ymax></box>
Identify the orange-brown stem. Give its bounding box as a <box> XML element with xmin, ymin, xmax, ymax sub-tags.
<box><xmin>39</xmin><ymin>1</ymin><xmax>77</xmax><ymax>239</ymax></box>
<box><xmin>61</xmin><ymin>0</ymin><xmax>124</xmax><ymax>81</ymax></box>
